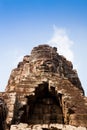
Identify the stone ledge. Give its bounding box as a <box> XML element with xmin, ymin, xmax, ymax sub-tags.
<box><xmin>10</xmin><ymin>123</ymin><xmax>87</xmax><ymax>130</ymax></box>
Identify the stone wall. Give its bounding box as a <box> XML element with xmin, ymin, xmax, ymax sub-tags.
<box><xmin>0</xmin><ymin>94</ymin><xmax>7</xmax><ymax>130</ymax></box>
<box><xmin>0</xmin><ymin>45</ymin><xmax>87</xmax><ymax>130</ymax></box>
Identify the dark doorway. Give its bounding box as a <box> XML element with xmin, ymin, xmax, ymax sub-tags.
<box><xmin>27</xmin><ymin>82</ymin><xmax>64</xmax><ymax>124</ymax></box>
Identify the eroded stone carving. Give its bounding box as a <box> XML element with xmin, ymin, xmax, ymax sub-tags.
<box><xmin>0</xmin><ymin>44</ymin><xmax>87</xmax><ymax>130</ymax></box>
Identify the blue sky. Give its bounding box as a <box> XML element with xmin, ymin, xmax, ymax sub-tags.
<box><xmin>0</xmin><ymin>0</ymin><xmax>87</xmax><ymax>95</ymax></box>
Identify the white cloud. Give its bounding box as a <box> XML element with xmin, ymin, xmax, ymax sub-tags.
<box><xmin>47</xmin><ymin>25</ymin><xmax>74</xmax><ymax>62</ymax></box>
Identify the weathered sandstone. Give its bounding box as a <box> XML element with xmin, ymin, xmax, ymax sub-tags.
<box><xmin>0</xmin><ymin>45</ymin><xmax>87</xmax><ymax>130</ymax></box>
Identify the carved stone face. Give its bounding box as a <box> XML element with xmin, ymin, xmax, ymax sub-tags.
<box><xmin>31</xmin><ymin>58</ymin><xmax>57</xmax><ymax>73</ymax></box>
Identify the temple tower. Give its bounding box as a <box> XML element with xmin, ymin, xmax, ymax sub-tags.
<box><xmin>0</xmin><ymin>45</ymin><xmax>87</xmax><ymax>130</ymax></box>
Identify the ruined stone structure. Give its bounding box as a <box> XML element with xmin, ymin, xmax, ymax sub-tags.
<box><xmin>0</xmin><ymin>44</ymin><xmax>87</xmax><ymax>130</ymax></box>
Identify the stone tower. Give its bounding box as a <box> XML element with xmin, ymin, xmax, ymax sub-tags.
<box><xmin>0</xmin><ymin>45</ymin><xmax>87</xmax><ymax>130</ymax></box>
